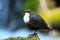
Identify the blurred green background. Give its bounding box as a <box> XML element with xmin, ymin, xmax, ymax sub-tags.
<box><xmin>22</xmin><ymin>0</ymin><xmax>39</xmax><ymax>12</ymax></box>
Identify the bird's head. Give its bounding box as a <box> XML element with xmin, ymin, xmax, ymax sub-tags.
<box><xmin>25</xmin><ymin>9</ymin><xmax>33</xmax><ymax>13</ymax></box>
<box><xmin>23</xmin><ymin>9</ymin><xmax>36</xmax><ymax>23</ymax></box>
<box><xmin>25</xmin><ymin>9</ymin><xmax>35</xmax><ymax>15</ymax></box>
<box><xmin>23</xmin><ymin>9</ymin><xmax>32</xmax><ymax>23</ymax></box>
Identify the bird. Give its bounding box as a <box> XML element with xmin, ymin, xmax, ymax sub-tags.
<box><xmin>23</xmin><ymin>9</ymin><xmax>50</xmax><ymax>32</ymax></box>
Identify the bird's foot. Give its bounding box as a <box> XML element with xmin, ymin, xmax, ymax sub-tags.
<box><xmin>33</xmin><ymin>32</ymin><xmax>37</xmax><ymax>35</ymax></box>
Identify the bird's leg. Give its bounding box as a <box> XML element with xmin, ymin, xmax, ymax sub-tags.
<box><xmin>33</xmin><ymin>30</ymin><xmax>37</xmax><ymax>35</ymax></box>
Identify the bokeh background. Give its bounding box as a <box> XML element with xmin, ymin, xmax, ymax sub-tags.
<box><xmin>0</xmin><ymin>0</ymin><xmax>60</xmax><ymax>40</ymax></box>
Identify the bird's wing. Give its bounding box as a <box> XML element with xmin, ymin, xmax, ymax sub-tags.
<box><xmin>29</xmin><ymin>15</ymin><xmax>49</xmax><ymax>30</ymax></box>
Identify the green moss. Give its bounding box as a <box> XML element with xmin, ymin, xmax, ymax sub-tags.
<box><xmin>4</xmin><ymin>33</ymin><xmax>40</xmax><ymax>40</ymax></box>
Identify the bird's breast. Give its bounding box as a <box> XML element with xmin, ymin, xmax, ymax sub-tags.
<box><xmin>23</xmin><ymin>15</ymin><xmax>30</xmax><ymax>23</ymax></box>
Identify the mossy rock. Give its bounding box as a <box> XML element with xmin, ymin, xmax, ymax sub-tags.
<box><xmin>4</xmin><ymin>33</ymin><xmax>40</xmax><ymax>40</ymax></box>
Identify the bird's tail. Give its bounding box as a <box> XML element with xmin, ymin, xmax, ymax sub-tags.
<box><xmin>43</xmin><ymin>24</ymin><xmax>52</xmax><ymax>30</ymax></box>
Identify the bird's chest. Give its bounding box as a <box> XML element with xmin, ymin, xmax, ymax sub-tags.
<box><xmin>25</xmin><ymin>21</ymin><xmax>39</xmax><ymax>30</ymax></box>
<box><xmin>23</xmin><ymin>15</ymin><xmax>30</xmax><ymax>23</ymax></box>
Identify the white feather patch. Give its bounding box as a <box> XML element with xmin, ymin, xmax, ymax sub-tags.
<box><xmin>23</xmin><ymin>13</ymin><xmax>30</xmax><ymax>23</ymax></box>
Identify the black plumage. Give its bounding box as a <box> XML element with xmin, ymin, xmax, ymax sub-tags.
<box><xmin>29</xmin><ymin>14</ymin><xmax>49</xmax><ymax>30</ymax></box>
<box><xmin>24</xmin><ymin>9</ymin><xmax>50</xmax><ymax>31</ymax></box>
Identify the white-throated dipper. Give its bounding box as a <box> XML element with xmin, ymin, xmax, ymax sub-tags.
<box><xmin>23</xmin><ymin>9</ymin><xmax>50</xmax><ymax>32</ymax></box>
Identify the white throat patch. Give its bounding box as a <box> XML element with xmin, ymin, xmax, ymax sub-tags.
<box><xmin>23</xmin><ymin>13</ymin><xmax>30</xmax><ymax>23</ymax></box>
